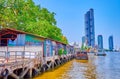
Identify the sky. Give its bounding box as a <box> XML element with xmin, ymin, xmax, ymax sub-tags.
<box><xmin>34</xmin><ymin>0</ymin><xmax>120</xmax><ymax>49</ymax></box>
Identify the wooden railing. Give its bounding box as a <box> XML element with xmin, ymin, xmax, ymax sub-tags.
<box><xmin>0</xmin><ymin>46</ymin><xmax>43</xmax><ymax>73</ymax></box>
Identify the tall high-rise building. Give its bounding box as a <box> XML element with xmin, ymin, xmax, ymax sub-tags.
<box><xmin>109</xmin><ymin>36</ymin><xmax>114</xmax><ymax>51</ymax></box>
<box><xmin>97</xmin><ymin>35</ymin><xmax>103</xmax><ymax>49</ymax></box>
<box><xmin>82</xmin><ymin>36</ymin><xmax>86</xmax><ymax>44</ymax></box>
<box><xmin>85</xmin><ymin>8</ymin><xmax>95</xmax><ymax>47</ymax></box>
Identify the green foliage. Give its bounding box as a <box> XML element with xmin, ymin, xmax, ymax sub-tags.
<box><xmin>81</xmin><ymin>44</ymin><xmax>84</xmax><ymax>50</ymax></box>
<box><xmin>58</xmin><ymin>48</ymin><xmax>67</xmax><ymax>56</ymax></box>
<box><xmin>0</xmin><ymin>0</ymin><xmax>68</xmax><ymax>44</ymax></box>
<box><xmin>63</xmin><ymin>50</ymin><xmax>67</xmax><ymax>55</ymax></box>
<box><xmin>58</xmin><ymin>48</ymin><xmax>63</xmax><ymax>56</ymax></box>
<box><xmin>81</xmin><ymin>44</ymin><xmax>90</xmax><ymax>51</ymax></box>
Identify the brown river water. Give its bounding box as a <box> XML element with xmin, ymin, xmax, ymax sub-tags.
<box><xmin>34</xmin><ymin>52</ymin><xmax>120</xmax><ymax>79</ymax></box>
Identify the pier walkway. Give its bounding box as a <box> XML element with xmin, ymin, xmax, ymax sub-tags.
<box><xmin>0</xmin><ymin>46</ymin><xmax>75</xmax><ymax>79</ymax></box>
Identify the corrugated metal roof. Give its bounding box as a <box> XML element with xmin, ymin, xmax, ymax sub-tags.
<box><xmin>0</xmin><ymin>27</ymin><xmax>68</xmax><ymax>45</ymax></box>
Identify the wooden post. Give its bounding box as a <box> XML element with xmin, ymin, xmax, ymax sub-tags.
<box><xmin>51</xmin><ymin>61</ymin><xmax>54</xmax><ymax>70</ymax></box>
<box><xmin>22</xmin><ymin>46</ymin><xmax>25</xmax><ymax>69</ymax></box>
<box><xmin>15</xmin><ymin>52</ymin><xmax>17</xmax><ymax>63</ymax></box>
<box><xmin>10</xmin><ymin>73</ymin><xmax>19</xmax><ymax>79</ymax></box>
<box><xmin>20</xmin><ymin>67</ymin><xmax>29</xmax><ymax>78</ymax></box>
<box><xmin>29</xmin><ymin>68</ymin><xmax>32</xmax><ymax>78</ymax></box>
<box><xmin>6</xmin><ymin>39</ymin><xmax>9</xmax><ymax>62</ymax></box>
<box><xmin>3</xmin><ymin>75</ymin><xmax>8</xmax><ymax>79</ymax></box>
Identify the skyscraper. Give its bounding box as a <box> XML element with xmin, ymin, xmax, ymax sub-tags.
<box><xmin>97</xmin><ymin>35</ymin><xmax>103</xmax><ymax>50</ymax></box>
<box><xmin>85</xmin><ymin>8</ymin><xmax>95</xmax><ymax>47</ymax></box>
<box><xmin>109</xmin><ymin>36</ymin><xmax>114</xmax><ymax>51</ymax></box>
<box><xmin>82</xmin><ymin>36</ymin><xmax>86</xmax><ymax>44</ymax></box>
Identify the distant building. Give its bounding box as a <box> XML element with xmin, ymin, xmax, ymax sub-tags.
<box><xmin>73</xmin><ymin>42</ymin><xmax>80</xmax><ymax>52</ymax></box>
<box><xmin>82</xmin><ymin>36</ymin><xmax>86</xmax><ymax>44</ymax></box>
<box><xmin>85</xmin><ymin>8</ymin><xmax>95</xmax><ymax>47</ymax></box>
<box><xmin>109</xmin><ymin>36</ymin><xmax>114</xmax><ymax>51</ymax></box>
<box><xmin>97</xmin><ymin>35</ymin><xmax>103</xmax><ymax>50</ymax></box>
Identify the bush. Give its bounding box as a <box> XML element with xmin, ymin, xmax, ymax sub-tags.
<box><xmin>58</xmin><ymin>48</ymin><xmax>63</xmax><ymax>56</ymax></box>
<box><xmin>63</xmin><ymin>50</ymin><xmax>67</xmax><ymax>55</ymax></box>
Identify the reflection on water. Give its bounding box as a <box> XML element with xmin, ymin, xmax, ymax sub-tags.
<box><xmin>34</xmin><ymin>52</ymin><xmax>120</xmax><ymax>79</ymax></box>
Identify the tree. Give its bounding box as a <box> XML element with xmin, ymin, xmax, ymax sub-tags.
<box><xmin>0</xmin><ymin>0</ymin><xmax>68</xmax><ymax>44</ymax></box>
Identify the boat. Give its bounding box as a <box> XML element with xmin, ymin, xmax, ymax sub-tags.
<box><xmin>94</xmin><ymin>51</ymin><xmax>106</xmax><ymax>56</ymax></box>
<box><xmin>75</xmin><ymin>51</ymin><xmax>88</xmax><ymax>60</ymax></box>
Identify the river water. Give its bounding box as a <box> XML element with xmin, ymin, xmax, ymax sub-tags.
<box><xmin>34</xmin><ymin>52</ymin><xmax>120</xmax><ymax>79</ymax></box>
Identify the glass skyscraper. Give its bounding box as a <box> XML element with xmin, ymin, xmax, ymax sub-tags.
<box><xmin>85</xmin><ymin>8</ymin><xmax>95</xmax><ymax>47</ymax></box>
<box><xmin>97</xmin><ymin>35</ymin><xmax>103</xmax><ymax>49</ymax></box>
<box><xmin>82</xmin><ymin>36</ymin><xmax>86</xmax><ymax>44</ymax></box>
<box><xmin>109</xmin><ymin>36</ymin><xmax>114</xmax><ymax>51</ymax></box>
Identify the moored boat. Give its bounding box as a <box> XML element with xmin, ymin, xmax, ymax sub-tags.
<box><xmin>75</xmin><ymin>51</ymin><xmax>88</xmax><ymax>60</ymax></box>
<box><xmin>94</xmin><ymin>52</ymin><xmax>106</xmax><ymax>56</ymax></box>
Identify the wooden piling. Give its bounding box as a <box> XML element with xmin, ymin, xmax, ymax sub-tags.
<box><xmin>29</xmin><ymin>68</ymin><xmax>32</xmax><ymax>78</ymax></box>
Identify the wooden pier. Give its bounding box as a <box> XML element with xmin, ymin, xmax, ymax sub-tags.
<box><xmin>0</xmin><ymin>46</ymin><xmax>75</xmax><ymax>79</ymax></box>
<box><xmin>0</xmin><ymin>28</ymin><xmax>75</xmax><ymax>79</ymax></box>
